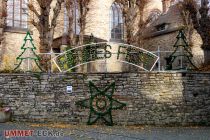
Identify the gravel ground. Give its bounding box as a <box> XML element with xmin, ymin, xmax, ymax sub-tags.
<box><xmin>0</xmin><ymin>122</ymin><xmax>210</xmax><ymax>140</ymax></box>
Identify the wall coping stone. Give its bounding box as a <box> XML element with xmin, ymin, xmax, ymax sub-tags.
<box><xmin>0</xmin><ymin>71</ymin><xmax>210</xmax><ymax>76</ymax></box>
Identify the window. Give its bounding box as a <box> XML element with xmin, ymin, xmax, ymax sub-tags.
<box><xmin>110</xmin><ymin>2</ymin><xmax>124</xmax><ymax>41</ymax></box>
<box><xmin>6</xmin><ymin>0</ymin><xmax>28</xmax><ymax>29</ymax></box>
<box><xmin>155</xmin><ymin>23</ymin><xmax>169</xmax><ymax>32</ymax></box>
<box><xmin>64</xmin><ymin>2</ymin><xmax>80</xmax><ymax>35</ymax></box>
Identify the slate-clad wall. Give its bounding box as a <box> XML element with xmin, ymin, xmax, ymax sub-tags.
<box><xmin>0</xmin><ymin>72</ymin><xmax>209</xmax><ymax>126</ymax></box>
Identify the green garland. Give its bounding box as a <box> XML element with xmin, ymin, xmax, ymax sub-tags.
<box><xmin>165</xmin><ymin>30</ymin><xmax>197</xmax><ymax>70</ymax></box>
<box><xmin>14</xmin><ymin>31</ymin><xmax>43</xmax><ymax>72</ymax></box>
<box><xmin>76</xmin><ymin>81</ymin><xmax>126</xmax><ymax>126</ymax></box>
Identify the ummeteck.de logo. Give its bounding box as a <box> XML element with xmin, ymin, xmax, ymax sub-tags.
<box><xmin>4</xmin><ymin>130</ymin><xmax>64</xmax><ymax>138</ymax></box>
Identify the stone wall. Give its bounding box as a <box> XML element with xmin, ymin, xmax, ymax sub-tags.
<box><xmin>0</xmin><ymin>72</ymin><xmax>209</xmax><ymax>126</ymax></box>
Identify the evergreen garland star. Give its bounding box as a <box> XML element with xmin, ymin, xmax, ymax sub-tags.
<box><xmin>14</xmin><ymin>31</ymin><xmax>43</xmax><ymax>72</ymax></box>
<box><xmin>76</xmin><ymin>81</ymin><xmax>126</xmax><ymax>126</ymax></box>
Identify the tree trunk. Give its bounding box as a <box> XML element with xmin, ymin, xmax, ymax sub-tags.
<box><xmin>137</xmin><ymin>8</ymin><xmax>145</xmax><ymax>47</ymax></box>
<box><xmin>29</xmin><ymin>0</ymin><xmax>64</xmax><ymax>72</ymax></box>
<box><xmin>65</xmin><ymin>0</ymin><xmax>76</xmax><ymax>46</ymax></box>
<box><xmin>38</xmin><ymin>7</ymin><xmax>51</xmax><ymax>72</ymax></box>
<box><xmin>77</xmin><ymin>0</ymin><xmax>90</xmax><ymax>72</ymax></box>
<box><xmin>78</xmin><ymin>2</ymin><xmax>84</xmax><ymax>46</ymax></box>
<box><xmin>0</xmin><ymin>0</ymin><xmax>7</xmax><ymax>65</ymax></box>
<box><xmin>68</xmin><ymin>9</ymin><xmax>75</xmax><ymax>46</ymax></box>
<box><xmin>181</xmin><ymin>0</ymin><xmax>210</xmax><ymax>64</ymax></box>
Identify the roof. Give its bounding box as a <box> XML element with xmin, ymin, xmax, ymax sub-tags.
<box><xmin>143</xmin><ymin>4</ymin><xmax>185</xmax><ymax>38</ymax></box>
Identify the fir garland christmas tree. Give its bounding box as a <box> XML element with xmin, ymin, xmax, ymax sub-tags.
<box><xmin>14</xmin><ymin>31</ymin><xmax>42</xmax><ymax>72</ymax></box>
<box><xmin>165</xmin><ymin>30</ymin><xmax>197</xmax><ymax>70</ymax></box>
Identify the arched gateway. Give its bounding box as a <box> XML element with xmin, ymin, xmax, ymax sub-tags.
<box><xmin>53</xmin><ymin>42</ymin><xmax>159</xmax><ymax>72</ymax></box>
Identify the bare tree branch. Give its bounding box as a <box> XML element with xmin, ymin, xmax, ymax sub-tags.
<box><xmin>115</xmin><ymin>0</ymin><xmax>149</xmax><ymax>45</ymax></box>
<box><xmin>181</xmin><ymin>0</ymin><xmax>210</xmax><ymax>50</ymax></box>
<box><xmin>51</xmin><ymin>0</ymin><xmax>64</xmax><ymax>28</ymax></box>
<box><xmin>30</xmin><ymin>20</ymin><xmax>41</xmax><ymax>32</ymax></box>
<box><xmin>28</xmin><ymin>3</ymin><xmax>40</xmax><ymax>18</ymax></box>
<box><xmin>77</xmin><ymin>0</ymin><xmax>91</xmax><ymax>45</ymax></box>
<box><xmin>28</xmin><ymin>0</ymin><xmax>64</xmax><ymax>71</ymax></box>
<box><xmin>65</xmin><ymin>0</ymin><xmax>76</xmax><ymax>46</ymax></box>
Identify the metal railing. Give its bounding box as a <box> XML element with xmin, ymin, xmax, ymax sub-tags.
<box><xmin>37</xmin><ymin>52</ymin><xmax>61</xmax><ymax>73</ymax></box>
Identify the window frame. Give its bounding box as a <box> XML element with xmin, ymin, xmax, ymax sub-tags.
<box><xmin>6</xmin><ymin>0</ymin><xmax>28</xmax><ymax>31</ymax></box>
<box><xmin>110</xmin><ymin>2</ymin><xmax>124</xmax><ymax>42</ymax></box>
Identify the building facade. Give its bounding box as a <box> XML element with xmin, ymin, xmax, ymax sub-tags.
<box><xmin>0</xmin><ymin>0</ymin><xmax>205</xmax><ymax>72</ymax></box>
<box><xmin>143</xmin><ymin>0</ymin><xmax>205</xmax><ymax>70</ymax></box>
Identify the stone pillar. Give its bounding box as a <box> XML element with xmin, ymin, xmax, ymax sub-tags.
<box><xmin>162</xmin><ymin>0</ymin><xmax>171</xmax><ymax>13</ymax></box>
